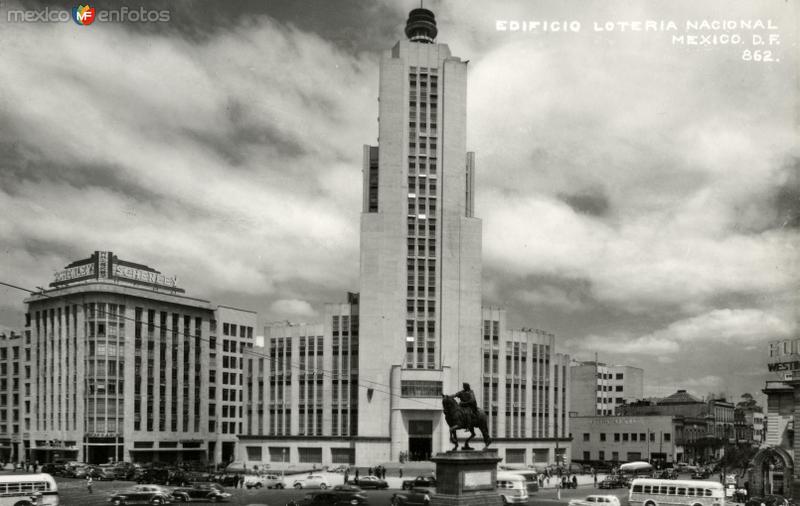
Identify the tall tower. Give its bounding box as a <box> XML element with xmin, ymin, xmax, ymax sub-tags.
<box><xmin>358</xmin><ymin>8</ymin><xmax>482</xmax><ymax>462</ymax></box>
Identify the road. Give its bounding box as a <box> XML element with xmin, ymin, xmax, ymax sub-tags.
<box><xmin>43</xmin><ymin>474</ymin><xmax>633</xmax><ymax>506</ymax></box>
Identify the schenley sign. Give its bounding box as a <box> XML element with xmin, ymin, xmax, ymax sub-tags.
<box><xmin>51</xmin><ymin>251</ymin><xmax>182</xmax><ymax>292</ymax></box>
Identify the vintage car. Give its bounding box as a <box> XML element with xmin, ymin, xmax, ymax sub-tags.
<box><xmin>293</xmin><ymin>474</ymin><xmax>333</xmax><ymax>489</ymax></box>
<box><xmin>171</xmin><ymin>482</ymin><xmax>232</xmax><ymax>502</ymax></box>
<box><xmin>569</xmin><ymin>495</ymin><xmax>622</xmax><ymax>506</ymax></box>
<box><xmin>401</xmin><ymin>476</ymin><xmax>437</xmax><ymax>490</ymax></box>
<box><xmin>597</xmin><ymin>476</ymin><xmax>626</xmax><ymax>489</ymax></box>
<box><xmin>244</xmin><ymin>473</ymin><xmax>285</xmax><ymax>489</ymax></box>
<box><xmin>287</xmin><ymin>491</ymin><xmax>369</xmax><ymax>506</ymax></box>
<box><xmin>391</xmin><ymin>488</ymin><xmax>432</xmax><ymax>506</ymax></box>
<box><xmin>108</xmin><ymin>484</ymin><xmax>173</xmax><ymax>505</ymax></box>
<box><xmin>349</xmin><ymin>476</ymin><xmax>389</xmax><ymax>489</ymax></box>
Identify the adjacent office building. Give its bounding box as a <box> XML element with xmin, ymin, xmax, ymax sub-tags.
<box><xmin>15</xmin><ymin>251</ymin><xmax>256</xmax><ymax>464</ymax></box>
<box><xmin>236</xmin><ymin>8</ymin><xmax>571</xmax><ymax>468</ymax></box>
<box><xmin>570</xmin><ymin>361</ymin><xmax>644</xmax><ymax>416</ymax></box>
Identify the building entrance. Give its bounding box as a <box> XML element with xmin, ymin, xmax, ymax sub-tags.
<box><xmin>408</xmin><ymin>420</ymin><xmax>433</xmax><ymax>461</ymax></box>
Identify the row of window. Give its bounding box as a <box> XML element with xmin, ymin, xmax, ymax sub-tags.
<box><xmin>597</xmin><ymin>372</ymin><xmax>624</xmax><ymax>380</ymax></box>
<box><xmin>582</xmin><ymin>431</ymin><xmax>671</xmax><ymax>442</ymax></box>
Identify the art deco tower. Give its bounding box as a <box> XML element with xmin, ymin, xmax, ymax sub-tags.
<box><xmin>358</xmin><ymin>8</ymin><xmax>482</xmax><ymax>461</ymax></box>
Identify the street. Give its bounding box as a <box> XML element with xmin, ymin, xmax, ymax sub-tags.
<box><xmin>39</xmin><ymin>473</ymin><xmax>633</xmax><ymax>506</ymax></box>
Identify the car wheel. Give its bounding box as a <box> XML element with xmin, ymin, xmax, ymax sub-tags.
<box><xmin>210</xmin><ymin>496</ymin><xmax>219</xmax><ymax>503</ymax></box>
<box><xmin>320</xmin><ymin>483</ymin><xmax>328</xmax><ymax>490</ymax></box>
<box><xmin>278</xmin><ymin>483</ymin><xmax>285</xmax><ymax>489</ymax></box>
<box><xmin>645</xmin><ymin>502</ymin><xmax>656</xmax><ymax>506</ymax></box>
<box><xmin>111</xmin><ymin>500</ymin><xmax>124</xmax><ymax>506</ymax></box>
<box><xmin>295</xmin><ymin>483</ymin><xmax>303</xmax><ymax>489</ymax></box>
<box><xmin>151</xmin><ymin>499</ymin><xmax>164</xmax><ymax>505</ymax></box>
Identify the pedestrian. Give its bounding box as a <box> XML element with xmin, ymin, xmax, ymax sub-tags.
<box><xmin>368</xmin><ymin>467</ymin><xmax>373</xmax><ymax>476</ymax></box>
<box><xmin>572</xmin><ymin>475</ymin><xmax>578</xmax><ymax>489</ymax></box>
<box><xmin>556</xmin><ymin>482</ymin><xmax>561</xmax><ymax>500</ymax></box>
<box><xmin>86</xmin><ymin>476</ymin><xmax>93</xmax><ymax>494</ymax></box>
<box><xmin>399</xmin><ymin>468</ymin><xmax>403</xmax><ymax>479</ymax></box>
<box><xmin>593</xmin><ymin>474</ymin><xmax>598</xmax><ymax>488</ymax></box>
<box><xmin>344</xmin><ymin>468</ymin><xmax>350</xmax><ymax>485</ymax></box>
<box><xmin>355</xmin><ymin>468</ymin><xmax>360</xmax><ymax>481</ymax></box>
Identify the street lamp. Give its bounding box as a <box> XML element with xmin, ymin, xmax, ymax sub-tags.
<box><xmin>282</xmin><ymin>448</ymin><xmax>286</xmax><ymax>478</ymax></box>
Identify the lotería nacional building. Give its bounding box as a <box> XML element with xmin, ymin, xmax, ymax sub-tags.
<box><xmin>13</xmin><ymin>250</ymin><xmax>256</xmax><ymax>465</ymax></box>
<box><xmin>236</xmin><ymin>8</ymin><xmax>571</xmax><ymax>469</ymax></box>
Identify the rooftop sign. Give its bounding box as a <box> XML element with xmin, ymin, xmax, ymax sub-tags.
<box><xmin>50</xmin><ymin>251</ymin><xmax>182</xmax><ymax>293</ymax></box>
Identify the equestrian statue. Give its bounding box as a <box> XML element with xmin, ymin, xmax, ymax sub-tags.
<box><xmin>441</xmin><ymin>382</ymin><xmax>492</xmax><ymax>451</ymax></box>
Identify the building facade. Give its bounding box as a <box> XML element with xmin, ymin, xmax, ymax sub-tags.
<box><xmin>19</xmin><ymin>251</ymin><xmax>255</xmax><ymax>464</ymax></box>
<box><xmin>570</xmin><ymin>415</ymin><xmax>679</xmax><ymax>466</ymax></box>
<box><xmin>570</xmin><ymin>362</ymin><xmax>644</xmax><ymax>416</ymax></box>
<box><xmin>235</xmin><ymin>8</ymin><xmax>571</xmax><ymax>469</ymax></box>
<box><xmin>0</xmin><ymin>331</ymin><xmax>26</xmax><ymax>464</ymax></box>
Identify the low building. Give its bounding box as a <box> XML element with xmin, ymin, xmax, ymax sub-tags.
<box><xmin>570</xmin><ymin>415</ymin><xmax>679</xmax><ymax>466</ymax></box>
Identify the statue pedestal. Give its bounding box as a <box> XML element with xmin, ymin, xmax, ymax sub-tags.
<box><xmin>430</xmin><ymin>450</ymin><xmax>503</xmax><ymax>506</ymax></box>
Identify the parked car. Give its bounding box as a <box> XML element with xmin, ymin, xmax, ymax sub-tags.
<box><xmin>287</xmin><ymin>491</ymin><xmax>369</xmax><ymax>506</ymax></box>
<box><xmin>108</xmin><ymin>484</ymin><xmax>174</xmax><ymax>505</ymax></box>
<box><xmin>95</xmin><ymin>464</ymin><xmax>120</xmax><ymax>480</ymax></box>
<box><xmin>746</xmin><ymin>496</ymin><xmax>790</xmax><ymax>506</ymax></box>
<box><xmin>293</xmin><ymin>474</ymin><xmax>333</xmax><ymax>489</ymax></box>
<box><xmin>402</xmin><ymin>476</ymin><xmax>437</xmax><ymax>490</ymax></box>
<box><xmin>569</xmin><ymin>495</ymin><xmax>622</xmax><ymax>506</ymax></box>
<box><xmin>41</xmin><ymin>462</ymin><xmax>66</xmax><ymax>476</ymax></box>
<box><xmin>597</xmin><ymin>476</ymin><xmax>625</xmax><ymax>489</ymax></box>
<box><xmin>653</xmin><ymin>469</ymin><xmax>678</xmax><ymax>480</ymax></box>
<box><xmin>691</xmin><ymin>469</ymin><xmax>712</xmax><ymax>480</ymax></box>
<box><xmin>391</xmin><ymin>488</ymin><xmax>432</xmax><ymax>506</ymax></box>
<box><xmin>65</xmin><ymin>464</ymin><xmax>90</xmax><ymax>478</ymax></box>
<box><xmin>172</xmin><ymin>482</ymin><xmax>232</xmax><ymax>503</ymax></box>
<box><xmin>114</xmin><ymin>462</ymin><xmax>140</xmax><ymax>481</ymax></box>
<box><xmin>244</xmin><ymin>474</ymin><xmax>285</xmax><ymax>489</ymax></box>
<box><xmin>349</xmin><ymin>476</ymin><xmax>389</xmax><ymax>489</ymax></box>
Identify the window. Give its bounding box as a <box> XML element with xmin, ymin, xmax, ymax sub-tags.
<box><xmin>616</xmin><ymin>385</ymin><xmax>623</xmax><ymax>391</ymax></box>
<box><xmin>583</xmin><ymin>451</ymin><xmax>590</xmax><ymax>461</ymax></box>
<box><xmin>583</xmin><ymin>433</ymin><xmax>590</xmax><ymax>442</ymax></box>
<box><xmin>622</xmin><ymin>433</ymin><xmax>629</xmax><ymax>441</ymax></box>
<box><xmin>600</xmin><ymin>433</ymin><xmax>606</xmax><ymax>442</ymax></box>
<box><xmin>616</xmin><ymin>373</ymin><xmax>623</xmax><ymax>379</ymax></box>
<box><xmin>664</xmin><ymin>433</ymin><xmax>671</xmax><ymax>442</ymax></box>
<box><xmin>246</xmin><ymin>446</ymin><xmax>263</xmax><ymax>461</ymax></box>
<box><xmin>598</xmin><ymin>451</ymin><xmax>605</xmax><ymax>461</ymax></box>
<box><xmin>614</xmin><ymin>433</ymin><xmax>620</xmax><ymax>442</ymax></box>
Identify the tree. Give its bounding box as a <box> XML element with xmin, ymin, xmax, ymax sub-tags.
<box><xmin>737</xmin><ymin>393</ymin><xmax>761</xmax><ymax>411</ymax></box>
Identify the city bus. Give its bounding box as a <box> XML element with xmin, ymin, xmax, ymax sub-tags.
<box><xmin>0</xmin><ymin>473</ymin><xmax>59</xmax><ymax>506</ymax></box>
<box><xmin>630</xmin><ymin>479</ymin><xmax>725</xmax><ymax>506</ymax></box>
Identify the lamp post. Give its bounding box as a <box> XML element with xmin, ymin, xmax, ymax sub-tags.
<box><xmin>282</xmin><ymin>448</ymin><xmax>286</xmax><ymax>478</ymax></box>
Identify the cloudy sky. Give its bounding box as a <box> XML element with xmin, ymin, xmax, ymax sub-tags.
<box><xmin>0</xmin><ymin>0</ymin><xmax>797</xmax><ymax>403</ymax></box>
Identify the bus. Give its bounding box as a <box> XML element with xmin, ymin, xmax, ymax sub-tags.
<box><xmin>630</xmin><ymin>479</ymin><xmax>725</xmax><ymax>506</ymax></box>
<box><xmin>620</xmin><ymin>462</ymin><xmax>654</xmax><ymax>480</ymax></box>
<box><xmin>0</xmin><ymin>473</ymin><xmax>59</xmax><ymax>506</ymax></box>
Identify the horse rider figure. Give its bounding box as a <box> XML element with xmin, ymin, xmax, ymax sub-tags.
<box><xmin>455</xmin><ymin>383</ymin><xmax>479</xmax><ymax>425</ymax></box>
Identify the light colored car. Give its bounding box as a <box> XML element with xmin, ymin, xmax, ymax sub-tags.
<box><xmin>569</xmin><ymin>495</ymin><xmax>622</xmax><ymax>506</ymax></box>
<box><xmin>293</xmin><ymin>474</ymin><xmax>332</xmax><ymax>489</ymax></box>
<box><xmin>245</xmin><ymin>474</ymin><xmax>285</xmax><ymax>489</ymax></box>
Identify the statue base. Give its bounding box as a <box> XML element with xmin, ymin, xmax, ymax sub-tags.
<box><xmin>429</xmin><ymin>450</ymin><xmax>503</xmax><ymax>506</ymax></box>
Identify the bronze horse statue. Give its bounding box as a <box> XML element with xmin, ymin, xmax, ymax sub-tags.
<box><xmin>441</xmin><ymin>394</ymin><xmax>492</xmax><ymax>451</ymax></box>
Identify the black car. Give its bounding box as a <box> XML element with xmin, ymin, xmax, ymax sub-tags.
<box><xmin>691</xmin><ymin>469</ymin><xmax>711</xmax><ymax>480</ymax></box>
<box><xmin>288</xmin><ymin>491</ymin><xmax>369</xmax><ymax>506</ymax></box>
<box><xmin>108</xmin><ymin>484</ymin><xmax>173</xmax><ymax>505</ymax></box>
<box><xmin>172</xmin><ymin>483</ymin><xmax>232</xmax><ymax>503</ymax></box>
<box><xmin>598</xmin><ymin>477</ymin><xmax>625</xmax><ymax>489</ymax></box>
<box><xmin>41</xmin><ymin>463</ymin><xmax>66</xmax><ymax>476</ymax></box>
<box><xmin>401</xmin><ymin>476</ymin><xmax>437</xmax><ymax>490</ymax></box>
<box><xmin>349</xmin><ymin>476</ymin><xmax>389</xmax><ymax>489</ymax></box>
<box><xmin>747</xmin><ymin>495</ymin><xmax>790</xmax><ymax>506</ymax></box>
<box><xmin>391</xmin><ymin>488</ymin><xmax>432</xmax><ymax>506</ymax></box>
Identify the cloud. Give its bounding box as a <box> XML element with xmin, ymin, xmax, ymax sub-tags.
<box><xmin>269</xmin><ymin>299</ymin><xmax>318</xmax><ymax>319</ymax></box>
<box><xmin>565</xmin><ymin>308</ymin><xmax>794</xmax><ymax>357</ymax></box>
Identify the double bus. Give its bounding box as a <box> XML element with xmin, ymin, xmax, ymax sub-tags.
<box><xmin>630</xmin><ymin>479</ymin><xmax>725</xmax><ymax>506</ymax></box>
<box><xmin>0</xmin><ymin>473</ymin><xmax>59</xmax><ymax>506</ymax></box>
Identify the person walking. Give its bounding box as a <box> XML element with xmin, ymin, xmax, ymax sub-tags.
<box><xmin>86</xmin><ymin>476</ymin><xmax>93</xmax><ymax>494</ymax></box>
<box><xmin>572</xmin><ymin>475</ymin><xmax>578</xmax><ymax>489</ymax></box>
<box><xmin>399</xmin><ymin>468</ymin><xmax>403</xmax><ymax>479</ymax></box>
<box><xmin>344</xmin><ymin>468</ymin><xmax>350</xmax><ymax>485</ymax></box>
<box><xmin>355</xmin><ymin>468</ymin><xmax>360</xmax><ymax>482</ymax></box>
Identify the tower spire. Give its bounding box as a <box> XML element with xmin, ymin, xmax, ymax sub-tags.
<box><xmin>405</xmin><ymin>7</ymin><xmax>437</xmax><ymax>43</ymax></box>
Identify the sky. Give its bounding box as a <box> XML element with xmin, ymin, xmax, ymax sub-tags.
<box><xmin>0</xmin><ymin>0</ymin><xmax>797</xmax><ymax>403</ymax></box>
